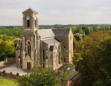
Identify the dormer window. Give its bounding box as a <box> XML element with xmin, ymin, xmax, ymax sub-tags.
<box><xmin>27</xmin><ymin>20</ymin><xmax>30</xmax><ymax>27</ymax></box>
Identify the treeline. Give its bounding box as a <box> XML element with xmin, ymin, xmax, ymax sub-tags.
<box><xmin>1</xmin><ymin>24</ymin><xmax>111</xmax><ymax>36</ymax></box>
<box><xmin>0</xmin><ymin>27</ymin><xmax>23</xmax><ymax>37</ymax></box>
<box><xmin>0</xmin><ymin>24</ymin><xmax>111</xmax><ymax>37</ymax></box>
<box><xmin>39</xmin><ymin>24</ymin><xmax>111</xmax><ymax>35</ymax></box>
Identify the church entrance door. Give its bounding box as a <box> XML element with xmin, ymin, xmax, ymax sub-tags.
<box><xmin>27</xmin><ymin>62</ymin><xmax>31</xmax><ymax>70</ymax></box>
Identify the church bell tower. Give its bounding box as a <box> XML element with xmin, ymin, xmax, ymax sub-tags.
<box><xmin>22</xmin><ymin>8</ymin><xmax>38</xmax><ymax>70</ymax></box>
<box><xmin>23</xmin><ymin>8</ymin><xmax>38</xmax><ymax>30</ymax></box>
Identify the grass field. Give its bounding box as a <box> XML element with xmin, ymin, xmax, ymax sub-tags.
<box><xmin>0</xmin><ymin>77</ymin><xmax>18</xmax><ymax>86</ymax></box>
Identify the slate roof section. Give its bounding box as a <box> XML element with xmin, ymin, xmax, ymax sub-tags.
<box><xmin>38</xmin><ymin>29</ymin><xmax>55</xmax><ymax>39</ymax></box>
<box><xmin>43</xmin><ymin>38</ymin><xmax>60</xmax><ymax>46</ymax></box>
<box><xmin>52</xmin><ymin>28</ymin><xmax>70</xmax><ymax>36</ymax></box>
<box><xmin>38</xmin><ymin>28</ymin><xmax>70</xmax><ymax>38</ymax></box>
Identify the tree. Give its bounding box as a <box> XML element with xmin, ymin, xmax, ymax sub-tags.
<box><xmin>73</xmin><ymin>31</ymin><xmax>111</xmax><ymax>86</ymax></box>
<box><xmin>0</xmin><ymin>40</ymin><xmax>15</xmax><ymax>61</ymax></box>
<box><xmin>19</xmin><ymin>65</ymin><xmax>61</xmax><ymax>86</ymax></box>
<box><xmin>96</xmin><ymin>37</ymin><xmax>111</xmax><ymax>86</ymax></box>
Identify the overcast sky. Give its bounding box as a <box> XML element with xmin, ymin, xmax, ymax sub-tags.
<box><xmin>0</xmin><ymin>0</ymin><xmax>111</xmax><ymax>25</ymax></box>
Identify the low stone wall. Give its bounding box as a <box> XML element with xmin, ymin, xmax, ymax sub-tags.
<box><xmin>0</xmin><ymin>71</ymin><xmax>20</xmax><ymax>80</ymax></box>
<box><xmin>5</xmin><ymin>58</ymin><xmax>16</xmax><ymax>64</ymax></box>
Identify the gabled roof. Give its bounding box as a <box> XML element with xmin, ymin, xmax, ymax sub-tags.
<box><xmin>23</xmin><ymin>8</ymin><xmax>38</xmax><ymax>14</ymax></box>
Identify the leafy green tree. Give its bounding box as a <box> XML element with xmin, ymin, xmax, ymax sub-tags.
<box><xmin>0</xmin><ymin>27</ymin><xmax>23</xmax><ymax>37</ymax></box>
<box><xmin>19</xmin><ymin>65</ymin><xmax>61</xmax><ymax>86</ymax></box>
<box><xmin>0</xmin><ymin>40</ymin><xmax>15</xmax><ymax>61</ymax></box>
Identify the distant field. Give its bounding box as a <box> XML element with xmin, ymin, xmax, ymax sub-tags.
<box><xmin>0</xmin><ymin>77</ymin><xmax>18</xmax><ymax>86</ymax></box>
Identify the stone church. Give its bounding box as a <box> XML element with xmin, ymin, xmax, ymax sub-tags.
<box><xmin>16</xmin><ymin>8</ymin><xmax>73</xmax><ymax>70</ymax></box>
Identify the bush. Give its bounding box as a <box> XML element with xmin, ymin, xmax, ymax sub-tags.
<box><xmin>19</xmin><ymin>65</ymin><xmax>61</xmax><ymax>86</ymax></box>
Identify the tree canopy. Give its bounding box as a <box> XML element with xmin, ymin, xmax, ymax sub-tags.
<box><xmin>19</xmin><ymin>65</ymin><xmax>61</xmax><ymax>86</ymax></box>
<box><xmin>73</xmin><ymin>30</ymin><xmax>111</xmax><ymax>86</ymax></box>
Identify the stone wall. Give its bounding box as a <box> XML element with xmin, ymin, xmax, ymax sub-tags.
<box><xmin>5</xmin><ymin>58</ymin><xmax>16</xmax><ymax>64</ymax></box>
<box><xmin>0</xmin><ymin>71</ymin><xmax>20</xmax><ymax>80</ymax></box>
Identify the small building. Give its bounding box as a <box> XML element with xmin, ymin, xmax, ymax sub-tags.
<box><xmin>57</xmin><ymin>64</ymin><xmax>78</xmax><ymax>86</ymax></box>
<box><xmin>16</xmin><ymin>8</ymin><xmax>74</xmax><ymax>70</ymax></box>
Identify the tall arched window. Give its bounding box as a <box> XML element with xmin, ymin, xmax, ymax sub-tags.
<box><xmin>27</xmin><ymin>20</ymin><xmax>30</xmax><ymax>27</ymax></box>
<box><xmin>27</xmin><ymin>42</ymin><xmax>31</xmax><ymax>57</ymax></box>
<box><xmin>26</xmin><ymin>16</ymin><xmax>30</xmax><ymax>28</ymax></box>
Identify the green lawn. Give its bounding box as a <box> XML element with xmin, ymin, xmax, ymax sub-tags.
<box><xmin>0</xmin><ymin>77</ymin><xmax>18</xmax><ymax>86</ymax></box>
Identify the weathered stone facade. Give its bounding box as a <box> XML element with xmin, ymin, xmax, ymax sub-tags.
<box><xmin>16</xmin><ymin>8</ymin><xmax>73</xmax><ymax>70</ymax></box>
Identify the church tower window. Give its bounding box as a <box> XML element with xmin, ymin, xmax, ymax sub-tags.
<box><xmin>27</xmin><ymin>20</ymin><xmax>30</xmax><ymax>27</ymax></box>
<box><xmin>26</xmin><ymin>16</ymin><xmax>30</xmax><ymax>28</ymax></box>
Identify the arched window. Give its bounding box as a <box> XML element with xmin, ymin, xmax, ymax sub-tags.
<box><xmin>26</xmin><ymin>16</ymin><xmax>30</xmax><ymax>28</ymax></box>
<box><xmin>27</xmin><ymin>42</ymin><xmax>31</xmax><ymax>57</ymax></box>
<box><xmin>27</xmin><ymin>20</ymin><xmax>30</xmax><ymax>27</ymax></box>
